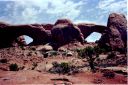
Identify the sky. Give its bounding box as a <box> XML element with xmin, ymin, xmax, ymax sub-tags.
<box><xmin>0</xmin><ymin>0</ymin><xmax>127</xmax><ymax>43</ymax></box>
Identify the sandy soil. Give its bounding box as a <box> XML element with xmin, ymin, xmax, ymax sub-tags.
<box><xmin>0</xmin><ymin>69</ymin><xmax>127</xmax><ymax>84</ymax></box>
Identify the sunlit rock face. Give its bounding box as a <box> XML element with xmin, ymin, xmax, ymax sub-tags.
<box><xmin>0</xmin><ymin>13</ymin><xmax>127</xmax><ymax>51</ymax></box>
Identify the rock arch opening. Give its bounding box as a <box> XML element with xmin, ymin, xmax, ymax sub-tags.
<box><xmin>85</xmin><ymin>32</ymin><xmax>102</xmax><ymax>42</ymax></box>
<box><xmin>24</xmin><ymin>35</ymin><xmax>33</xmax><ymax>45</ymax></box>
<box><xmin>12</xmin><ymin>35</ymin><xmax>33</xmax><ymax>46</ymax></box>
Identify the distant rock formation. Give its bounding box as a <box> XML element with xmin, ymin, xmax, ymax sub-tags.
<box><xmin>0</xmin><ymin>13</ymin><xmax>127</xmax><ymax>52</ymax></box>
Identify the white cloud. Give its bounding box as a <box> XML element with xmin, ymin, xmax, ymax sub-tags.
<box><xmin>2</xmin><ymin>0</ymin><xmax>85</xmax><ymax>24</ymax></box>
<box><xmin>98</xmin><ymin>0</ymin><xmax>116</xmax><ymax>9</ymax></box>
<box><xmin>46</xmin><ymin>0</ymin><xmax>83</xmax><ymax>19</ymax></box>
<box><xmin>98</xmin><ymin>0</ymin><xmax>127</xmax><ymax>14</ymax></box>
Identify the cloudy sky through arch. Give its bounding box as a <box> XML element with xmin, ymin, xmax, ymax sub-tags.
<box><xmin>0</xmin><ymin>0</ymin><xmax>127</xmax><ymax>43</ymax></box>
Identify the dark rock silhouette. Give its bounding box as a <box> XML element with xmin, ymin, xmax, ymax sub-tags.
<box><xmin>0</xmin><ymin>13</ymin><xmax>127</xmax><ymax>51</ymax></box>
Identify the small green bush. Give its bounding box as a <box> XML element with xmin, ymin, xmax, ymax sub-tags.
<box><xmin>9</xmin><ymin>63</ymin><xmax>19</xmax><ymax>71</ymax></box>
<box><xmin>49</xmin><ymin>51</ymin><xmax>58</xmax><ymax>56</ymax></box>
<box><xmin>60</xmin><ymin>62</ymin><xmax>70</xmax><ymax>73</ymax></box>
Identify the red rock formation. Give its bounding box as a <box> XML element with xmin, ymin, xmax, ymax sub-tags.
<box><xmin>54</xmin><ymin>19</ymin><xmax>73</xmax><ymax>25</ymax></box>
<box><xmin>0</xmin><ymin>13</ymin><xmax>126</xmax><ymax>51</ymax></box>
<box><xmin>76</xmin><ymin>23</ymin><xmax>107</xmax><ymax>39</ymax></box>
<box><xmin>51</xmin><ymin>24</ymin><xmax>84</xmax><ymax>50</ymax></box>
<box><xmin>98</xmin><ymin>13</ymin><xmax>127</xmax><ymax>52</ymax></box>
<box><xmin>0</xmin><ymin>25</ymin><xmax>51</xmax><ymax>48</ymax></box>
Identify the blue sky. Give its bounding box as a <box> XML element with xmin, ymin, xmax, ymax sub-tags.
<box><xmin>0</xmin><ymin>0</ymin><xmax>127</xmax><ymax>43</ymax></box>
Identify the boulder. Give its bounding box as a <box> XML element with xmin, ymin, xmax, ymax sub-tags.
<box><xmin>12</xmin><ymin>35</ymin><xmax>26</xmax><ymax>46</ymax></box>
<box><xmin>51</xmin><ymin>24</ymin><xmax>84</xmax><ymax>49</ymax></box>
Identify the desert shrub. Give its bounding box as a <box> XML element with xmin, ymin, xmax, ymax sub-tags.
<box><xmin>77</xmin><ymin>46</ymin><xmax>96</xmax><ymax>72</ymax></box>
<box><xmin>20</xmin><ymin>46</ymin><xmax>25</xmax><ymax>50</ymax></box>
<box><xmin>94</xmin><ymin>46</ymin><xmax>101</xmax><ymax>54</ymax></box>
<box><xmin>76</xmin><ymin>48</ymin><xmax>85</xmax><ymax>59</ymax></box>
<box><xmin>0</xmin><ymin>59</ymin><xmax>8</xmax><ymax>63</ymax></box>
<box><xmin>103</xmin><ymin>46</ymin><xmax>112</xmax><ymax>52</ymax></box>
<box><xmin>52</xmin><ymin>61</ymin><xmax>59</xmax><ymax>67</ymax></box>
<box><xmin>62</xmin><ymin>52</ymin><xmax>67</xmax><ymax>56</ymax></box>
<box><xmin>103</xmin><ymin>70</ymin><xmax>115</xmax><ymax>78</ymax></box>
<box><xmin>9</xmin><ymin>63</ymin><xmax>19</xmax><ymax>71</ymax></box>
<box><xmin>48</xmin><ymin>51</ymin><xmax>58</xmax><ymax>57</ymax></box>
<box><xmin>49</xmin><ymin>62</ymin><xmax>79</xmax><ymax>74</ymax></box>
<box><xmin>60</xmin><ymin>62</ymin><xmax>70</xmax><ymax>73</ymax></box>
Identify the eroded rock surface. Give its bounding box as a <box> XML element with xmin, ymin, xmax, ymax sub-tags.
<box><xmin>98</xmin><ymin>13</ymin><xmax>127</xmax><ymax>51</ymax></box>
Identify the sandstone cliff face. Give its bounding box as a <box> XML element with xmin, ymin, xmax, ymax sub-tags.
<box><xmin>0</xmin><ymin>13</ymin><xmax>127</xmax><ymax>51</ymax></box>
<box><xmin>108</xmin><ymin>13</ymin><xmax>127</xmax><ymax>49</ymax></box>
<box><xmin>98</xmin><ymin>13</ymin><xmax>127</xmax><ymax>51</ymax></box>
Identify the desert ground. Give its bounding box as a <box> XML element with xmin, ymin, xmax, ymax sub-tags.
<box><xmin>0</xmin><ymin>42</ymin><xmax>127</xmax><ymax>84</ymax></box>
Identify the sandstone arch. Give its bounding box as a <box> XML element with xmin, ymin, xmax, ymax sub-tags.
<box><xmin>0</xmin><ymin>25</ymin><xmax>51</xmax><ymax>48</ymax></box>
<box><xmin>0</xmin><ymin>13</ymin><xmax>127</xmax><ymax>52</ymax></box>
<box><xmin>76</xmin><ymin>23</ymin><xmax>107</xmax><ymax>39</ymax></box>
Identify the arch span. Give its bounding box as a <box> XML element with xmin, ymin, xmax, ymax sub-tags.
<box><xmin>0</xmin><ymin>25</ymin><xmax>51</xmax><ymax>48</ymax></box>
<box><xmin>76</xmin><ymin>23</ymin><xmax>107</xmax><ymax>39</ymax></box>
